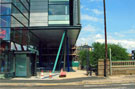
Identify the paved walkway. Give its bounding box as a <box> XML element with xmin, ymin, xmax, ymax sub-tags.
<box><xmin>0</xmin><ymin>70</ymin><xmax>135</xmax><ymax>86</ymax></box>
<box><xmin>11</xmin><ymin>70</ymin><xmax>90</xmax><ymax>80</ymax></box>
<box><xmin>83</xmin><ymin>75</ymin><xmax>135</xmax><ymax>85</ymax></box>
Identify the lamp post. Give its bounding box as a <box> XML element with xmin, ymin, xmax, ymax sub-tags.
<box><xmin>109</xmin><ymin>48</ymin><xmax>112</xmax><ymax>75</ymax></box>
<box><xmin>103</xmin><ymin>0</ymin><xmax>108</xmax><ymax>77</ymax></box>
<box><xmin>86</xmin><ymin>45</ymin><xmax>90</xmax><ymax>75</ymax></box>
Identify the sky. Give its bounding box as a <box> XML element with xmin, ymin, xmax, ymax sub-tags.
<box><xmin>76</xmin><ymin>0</ymin><xmax>135</xmax><ymax>53</ymax></box>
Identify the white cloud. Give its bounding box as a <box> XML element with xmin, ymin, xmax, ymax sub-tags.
<box><xmin>95</xmin><ymin>34</ymin><xmax>103</xmax><ymax>38</ymax></box>
<box><xmin>83</xmin><ymin>25</ymin><xmax>96</xmax><ymax>32</ymax></box>
<box><xmin>85</xmin><ymin>8</ymin><xmax>90</xmax><ymax>11</ymax></box>
<box><xmin>81</xmin><ymin>5</ymin><xmax>84</xmax><ymax>9</ymax></box>
<box><xmin>77</xmin><ymin>24</ymin><xmax>103</xmax><ymax>46</ymax></box>
<box><xmin>89</xmin><ymin>0</ymin><xmax>102</xmax><ymax>2</ymax></box>
<box><xmin>77</xmin><ymin>31</ymin><xmax>135</xmax><ymax>52</ymax></box>
<box><xmin>126</xmin><ymin>29</ymin><xmax>135</xmax><ymax>34</ymax></box>
<box><xmin>92</xmin><ymin>9</ymin><xmax>103</xmax><ymax>15</ymax></box>
<box><xmin>114</xmin><ymin>32</ymin><xmax>125</xmax><ymax>37</ymax></box>
<box><xmin>76</xmin><ymin>36</ymin><xmax>91</xmax><ymax>46</ymax></box>
<box><xmin>81</xmin><ymin>14</ymin><xmax>102</xmax><ymax>22</ymax></box>
<box><xmin>96</xmin><ymin>38</ymin><xmax>135</xmax><ymax>52</ymax></box>
<box><xmin>76</xmin><ymin>33</ymin><xmax>103</xmax><ymax>46</ymax></box>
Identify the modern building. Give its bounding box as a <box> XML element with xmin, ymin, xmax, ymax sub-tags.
<box><xmin>0</xmin><ymin>0</ymin><xmax>81</xmax><ymax>77</ymax></box>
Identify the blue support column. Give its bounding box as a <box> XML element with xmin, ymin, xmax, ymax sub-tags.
<box><xmin>67</xmin><ymin>37</ymin><xmax>70</xmax><ymax>72</ymax></box>
<box><xmin>39</xmin><ymin>41</ymin><xmax>42</xmax><ymax>66</ymax></box>
<box><xmin>52</xmin><ymin>31</ymin><xmax>65</xmax><ymax>73</ymax></box>
<box><xmin>63</xmin><ymin>31</ymin><xmax>67</xmax><ymax>71</ymax></box>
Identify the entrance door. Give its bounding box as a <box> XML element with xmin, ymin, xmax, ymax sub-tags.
<box><xmin>15</xmin><ymin>54</ymin><xmax>27</xmax><ymax>77</ymax></box>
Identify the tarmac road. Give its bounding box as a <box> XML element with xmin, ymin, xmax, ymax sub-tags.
<box><xmin>0</xmin><ymin>83</ymin><xmax>135</xmax><ymax>89</ymax></box>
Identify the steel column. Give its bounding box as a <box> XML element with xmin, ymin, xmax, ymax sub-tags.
<box><xmin>63</xmin><ymin>31</ymin><xmax>67</xmax><ymax>71</ymax></box>
<box><xmin>52</xmin><ymin>31</ymin><xmax>66</xmax><ymax>73</ymax></box>
<box><xmin>67</xmin><ymin>37</ymin><xmax>70</xmax><ymax>72</ymax></box>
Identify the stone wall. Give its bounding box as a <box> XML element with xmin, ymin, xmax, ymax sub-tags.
<box><xmin>98</xmin><ymin>60</ymin><xmax>135</xmax><ymax>76</ymax></box>
<box><xmin>98</xmin><ymin>59</ymin><xmax>110</xmax><ymax>76</ymax></box>
<box><xmin>111</xmin><ymin>61</ymin><xmax>135</xmax><ymax>75</ymax></box>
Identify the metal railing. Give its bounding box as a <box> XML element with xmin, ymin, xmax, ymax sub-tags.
<box><xmin>112</xmin><ymin>61</ymin><xmax>135</xmax><ymax>67</ymax></box>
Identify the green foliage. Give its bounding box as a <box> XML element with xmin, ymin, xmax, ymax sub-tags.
<box><xmin>78</xmin><ymin>50</ymin><xmax>88</xmax><ymax>66</ymax></box>
<box><xmin>78</xmin><ymin>42</ymin><xmax>129</xmax><ymax>66</ymax></box>
<box><xmin>92</xmin><ymin>42</ymin><xmax>105</xmax><ymax>65</ymax></box>
<box><xmin>107</xmin><ymin>44</ymin><xmax>129</xmax><ymax>60</ymax></box>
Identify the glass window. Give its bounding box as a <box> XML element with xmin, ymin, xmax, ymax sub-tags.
<box><xmin>20</xmin><ymin>0</ymin><xmax>29</xmax><ymax>10</ymax></box>
<box><xmin>49</xmin><ymin>5</ymin><xmax>69</xmax><ymax>15</ymax></box>
<box><xmin>11</xmin><ymin>17</ymin><xmax>24</xmax><ymax>27</ymax></box>
<box><xmin>0</xmin><ymin>0</ymin><xmax>11</xmax><ymax>3</ymax></box>
<box><xmin>0</xmin><ymin>16</ymin><xmax>11</xmax><ymax>27</ymax></box>
<box><xmin>0</xmin><ymin>4</ymin><xmax>11</xmax><ymax>15</ymax></box>
<box><xmin>49</xmin><ymin>1</ymin><xmax>69</xmax><ymax>4</ymax></box>
<box><xmin>0</xmin><ymin>3</ymin><xmax>11</xmax><ymax>40</ymax></box>
<box><xmin>48</xmin><ymin>0</ymin><xmax>69</xmax><ymax>25</ymax></box>
<box><xmin>11</xmin><ymin>42</ymin><xmax>16</xmax><ymax>50</ymax></box>
<box><xmin>12</xmin><ymin>0</ymin><xmax>29</xmax><ymax>19</ymax></box>
<box><xmin>11</xmin><ymin>5</ymin><xmax>28</xmax><ymax>27</ymax></box>
<box><xmin>0</xmin><ymin>58</ymin><xmax>6</xmax><ymax>73</ymax></box>
<box><xmin>49</xmin><ymin>0</ymin><xmax>69</xmax><ymax>1</ymax></box>
<box><xmin>49</xmin><ymin>15</ymin><xmax>69</xmax><ymax>21</ymax></box>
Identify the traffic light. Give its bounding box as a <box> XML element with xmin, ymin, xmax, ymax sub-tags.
<box><xmin>132</xmin><ymin>50</ymin><xmax>135</xmax><ymax>60</ymax></box>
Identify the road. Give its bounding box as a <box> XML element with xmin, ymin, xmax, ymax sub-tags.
<box><xmin>0</xmin><ymin>77</ymin><xmax>105</xmax><ymax>83</ymax></box>
<box><xmin>0</xmin><ymin>83</ymin><xmax>134</xmax><ymax>89</ymax></box>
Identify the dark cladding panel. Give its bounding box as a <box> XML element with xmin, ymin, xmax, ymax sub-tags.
<box><xmin>73</xmin><ymin>0</ymin><xmax>80</xmax><ymax>26</ymax></box>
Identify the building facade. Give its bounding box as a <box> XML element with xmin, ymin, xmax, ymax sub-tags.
<box><xmin>0</xmin><ymin>0</ymin><xmax>81</xmax><ymax>77</ymax></box>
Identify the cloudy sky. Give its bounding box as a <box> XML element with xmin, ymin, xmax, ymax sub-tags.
<box><xmin>76</xmin><ymin>0</ymin><xmax>135</xmax><ymax>53</ymax></box>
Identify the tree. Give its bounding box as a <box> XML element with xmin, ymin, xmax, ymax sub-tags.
<box><xmin>92</xmin><ymin>42</ymin><xmax>105</xmax><ymax>65</ymax></box>
<box><xmin>92</xmin><ymin>42</ymin><xmax>129</xmax><ymax>64</ymax></box>
<box><xmin>108</xmin><ymin>44</ymin><xmax>129</xmax><ymax>60</ymax></box>
<box><xmin>78</xmin><ymin>50</ymin><xmax>88</xmax><ymax>67</ymax></box>
<box><xmin>78</xmin><ymin>42</ymin><xmax>129</xmax><ymax>67</ymax></box>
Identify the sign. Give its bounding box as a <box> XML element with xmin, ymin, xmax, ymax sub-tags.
<box><xmin>0</xmin><ymin>30</ymin><xmax>6</xmax><ymax>39</ymax></box>
<box><xmin>0</xmin><ymin>3</ymin><xmax>11</xmax><ymax>41</ymax></box>
<box><xmin>0</xmin><ymin>28</ymin><xmax>10</xmax><ymax>40</ymax></box>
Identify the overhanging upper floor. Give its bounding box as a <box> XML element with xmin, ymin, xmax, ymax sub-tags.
<box><xmin>28</xmin><ymin>25</ymin><xmax>81</xmax><ymax>47</ymax></box>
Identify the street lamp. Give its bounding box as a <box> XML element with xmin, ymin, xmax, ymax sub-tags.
<box><xmin>87</xmin><ymin>45</ymin><xmax>90</xmax><ymax>76</ymax></box>
<box><xmin>103</xmin><ymin>0</ymin><xmax>108</xmax><ymax>77</ymax></box>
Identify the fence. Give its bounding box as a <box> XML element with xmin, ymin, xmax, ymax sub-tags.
<box><xmin>98</xmin><ymin>60</ymin><xmax>135</xmax><ymax>76</ymax></box>
<box><xmin>111</xmin><ymin>60</ymin><xmax>135</xmax><ymax>75</ymax></box>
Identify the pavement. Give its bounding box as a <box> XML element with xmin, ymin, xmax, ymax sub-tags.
<box><xmin>11</xmin><ymin>70</ymin><xmax>89</xmax><ymax>80</ymax></box>
<box><xmin>0</xmin><ymin>70</ymin><xmax>135</xmax><ymax>86</ymax></box>
<box><xmin>82</xmin><ymin>75</ymin><xmax>135</xmax><ymax>85</ymax></box>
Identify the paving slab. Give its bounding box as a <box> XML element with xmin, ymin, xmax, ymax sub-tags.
<box><xmin>0</xmin><ymin>70</ymin><xmax>135</xmax><ymax>86</ymax></box>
